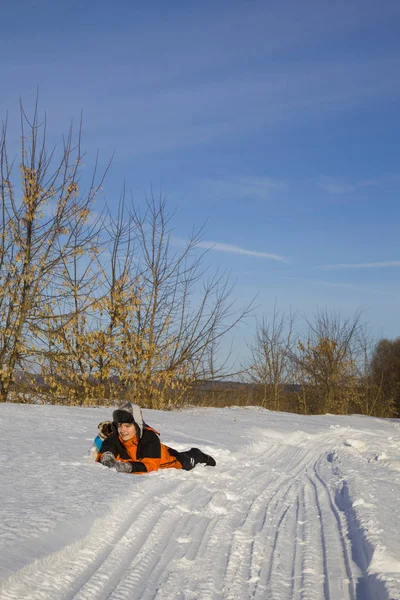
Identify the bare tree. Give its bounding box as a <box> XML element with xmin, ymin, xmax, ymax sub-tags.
<box><xmin>192</xmin><ymin>337</ymin><xmax>239</xmax><ymax>407</ymax></box>
<box><xmin>118</xmin><ymin>196</ymin><xmax>253</xmax><ymax>408</ymax></box>
<box><xmin>246</xmin><ymin>306</ymin><xmax>296</xmax><ymax>410</ymax></box>
<box><xmin>38</xmin><ymin>193</ymin><xmax>252</xmax><ymax>407</ymax></box>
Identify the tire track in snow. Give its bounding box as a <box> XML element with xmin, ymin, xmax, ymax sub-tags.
<box><xmin>290</xmin><ymin>494</ymin><xmax>302</xmax><ymax>598</ymax></box>
<box><xmin>312</xmin><ymin>458</ymin><xmax>357</xmax><ymax>600</ymax></box>
<box><xmin>134</xmin><ymin>443</ymin><xmax>304</xmax><ymax>600</ymax></box>
<box><xmin>68</xmin><ymin>479</ymin><xmax>215</xmax><ymax>600</ymax></box>
<box><xmin>225</xmin><ymin>440</ymin><xmax>327</xmax><ymax>599</ymax></box>
<box><xmin>154</xmin><ymin>464</ymin><xmax>279</xmax><ymax>600</ymax></box>
<box><xmin>0</xmin><ymin>430</ymin><xmax>375</xmax><ymax>600</ymax></box>
<box><xmin>299</xmin><ymin>477</ymin><xmax>326</xmax><ymax>600</ymax></box>
<box><xmin>222</xmin><ymin>474</ymin><xmax>292</xmax><ymax>599</ymax></box>
<box><xmin>74</xmin><ymin>502</ymin><xmax>184</xmax><ymax>600</ymax></box>
<box><xmin>0</xmin><ymin>477</ymin><xmax>192</xmax><ymax>600</ymax></box>
<box><xmin>251</xmin><ymin>447</ymin><xmax>321</xmax><ymax>599</ymax></box>
<box><xmin>318</xmin><ymin>451</ymin><xmax>393</xmax><ymax>600</ymax></box>
<box><xmin>308</xmin><ymin>473</ymin><xmax>332</xmax><ymax>600</ymax></box>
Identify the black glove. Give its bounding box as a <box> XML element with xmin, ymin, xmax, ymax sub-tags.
<box><xmin>115</xmin><ymin>462</ymin><xmax>133</xmax><ymax>473</ymax></box>
<box><xmin>101</xmin><ymin>451</ymin><xmax>117</xmax><ymax>468</ymax></box>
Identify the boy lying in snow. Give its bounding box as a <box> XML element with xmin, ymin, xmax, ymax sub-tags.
<box><xmin>94</xmin><ymin>401</ymin><xmax>216</xmax><ymax>474</ymax></box>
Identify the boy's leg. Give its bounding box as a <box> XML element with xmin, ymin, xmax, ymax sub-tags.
<box><xmin>168</xmin><ymin>447</ymin><xmax>216</xmax><ymax>470</ymax></box>
<box><xmin>168</xmin><ymin>448</ymin><xmax>195</xmax><ymax>470</ymax></box>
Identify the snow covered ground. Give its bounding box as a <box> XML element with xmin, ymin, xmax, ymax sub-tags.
<box><xmin>0</xmin><ymin>403</ymin><xmax>399</xmax><ymax>600</ymax></box>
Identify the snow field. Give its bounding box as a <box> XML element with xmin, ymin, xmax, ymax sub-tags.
<box><xmin>0</xmin><ymin>404</ymin><xmax>399</xmax><ymax>599</ymax></box>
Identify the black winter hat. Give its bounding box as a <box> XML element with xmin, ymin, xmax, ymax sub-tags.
<box><xmin>113</xmin><ymin>409</ymin><xmax>135</xmax><ymax>425</ymax></box>
<box><xmin>112</xmin><ymin>402</ymin><xmax>145</xmax><ymax>438</ymax></box>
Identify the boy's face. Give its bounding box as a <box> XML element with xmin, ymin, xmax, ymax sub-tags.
<box><xmin>117</xmin><ymin>422</ymin><xmax>136</xmax><ymax>441</ymax></box>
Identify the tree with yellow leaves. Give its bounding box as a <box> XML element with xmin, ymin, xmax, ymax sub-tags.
<box><xmin>0</xmin><ymin>102</ymin><xmax>104</xmax><ymax>401</ymax></box>
<box><xmin>1</xmin><ymin>103</ymin><xmax>251</xmax><ymax>407</ymax></box>
<box><xmin>293</xmin><ymin>309</ymin><xmax>362</xmax><ymax>414</ymax></box>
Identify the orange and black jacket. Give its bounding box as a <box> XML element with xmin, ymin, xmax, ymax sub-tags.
<box><xmin>96</xmin><ymin>426</ymin><xmax>183</xmax><ymax>473</ymax></box>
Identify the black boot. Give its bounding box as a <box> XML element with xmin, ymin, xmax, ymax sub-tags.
<box><xmin>189</xmin><ymin>447</ymin><xmax>216</xmax><ymax>467</ymax></box>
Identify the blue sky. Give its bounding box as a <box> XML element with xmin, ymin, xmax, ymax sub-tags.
<box><xmin>2</xmin><ymin>0</ymin><xmax>400</xmax><ymax>360</ymax></box>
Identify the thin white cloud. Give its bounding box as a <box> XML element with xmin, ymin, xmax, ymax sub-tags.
<box><xmin>322</xmin><ymin>261</ymin><xmax>400</xmax><ymax>270</ymax></box>
<box><xmin>316</xmin><ymin>280</ymin><xmax>391</xmax><ymax>295</ymax></box>
<box><xmin>202</xmin><ymin>176</ymin><xmax>287</xmax><ymax>201</ymax></box>
<box><xmin>317</xmin><ymin>176</ymin><xmax>379</xmax><ymax>195</ymax></box>
<box><xmin>196</xmin><ymin>241</ymin><xmax>287</xmax><ymax>262</ymax></box>
<box><xmin>283</xmin><ymin>276</ymin><xmax>400</xmax><ymax>297</ymax></box>
<box><xmin>318</xmin><ymin>178</ymin><xmax>355</xmax><ymax>195</ymax></box>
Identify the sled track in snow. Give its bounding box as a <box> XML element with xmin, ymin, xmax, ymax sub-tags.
<box><xmin>0</xmin><ymin>433</ymin><xmax>392</xmax><ymax>600</ymax></box>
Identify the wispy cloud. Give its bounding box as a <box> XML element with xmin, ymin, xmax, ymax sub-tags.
<box><xmin>202</xmin><ymin>176</ymin><xmax>287</xmax><ymax>201</ymax></box>
<box><xmin>317</xmin><ymin>176</ymin><xmax>378</xmax><ymax>195</ymax></box>
<box><xmin>318</xmin><ymin>178</ymin><xmax>356</xmax><ymax>195</ymax></box>
<box><xmin>196</xmin><ymin>241</ymin><xmax>287</xmax><ymax>262</ymax></box>
<box><xmin>283</xmin><ymin>276</ymin><xmax>400</xmax><ymax>297</ymax></box>
<box><xmin>321</xmin><ymin>261</ymin><xmax>400</xmax><ymax>270</ymax></box>
<box><xmin>315</xmin><ymin>280</ymin><xmax>392</xmax><ymax>295</ymax></box>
